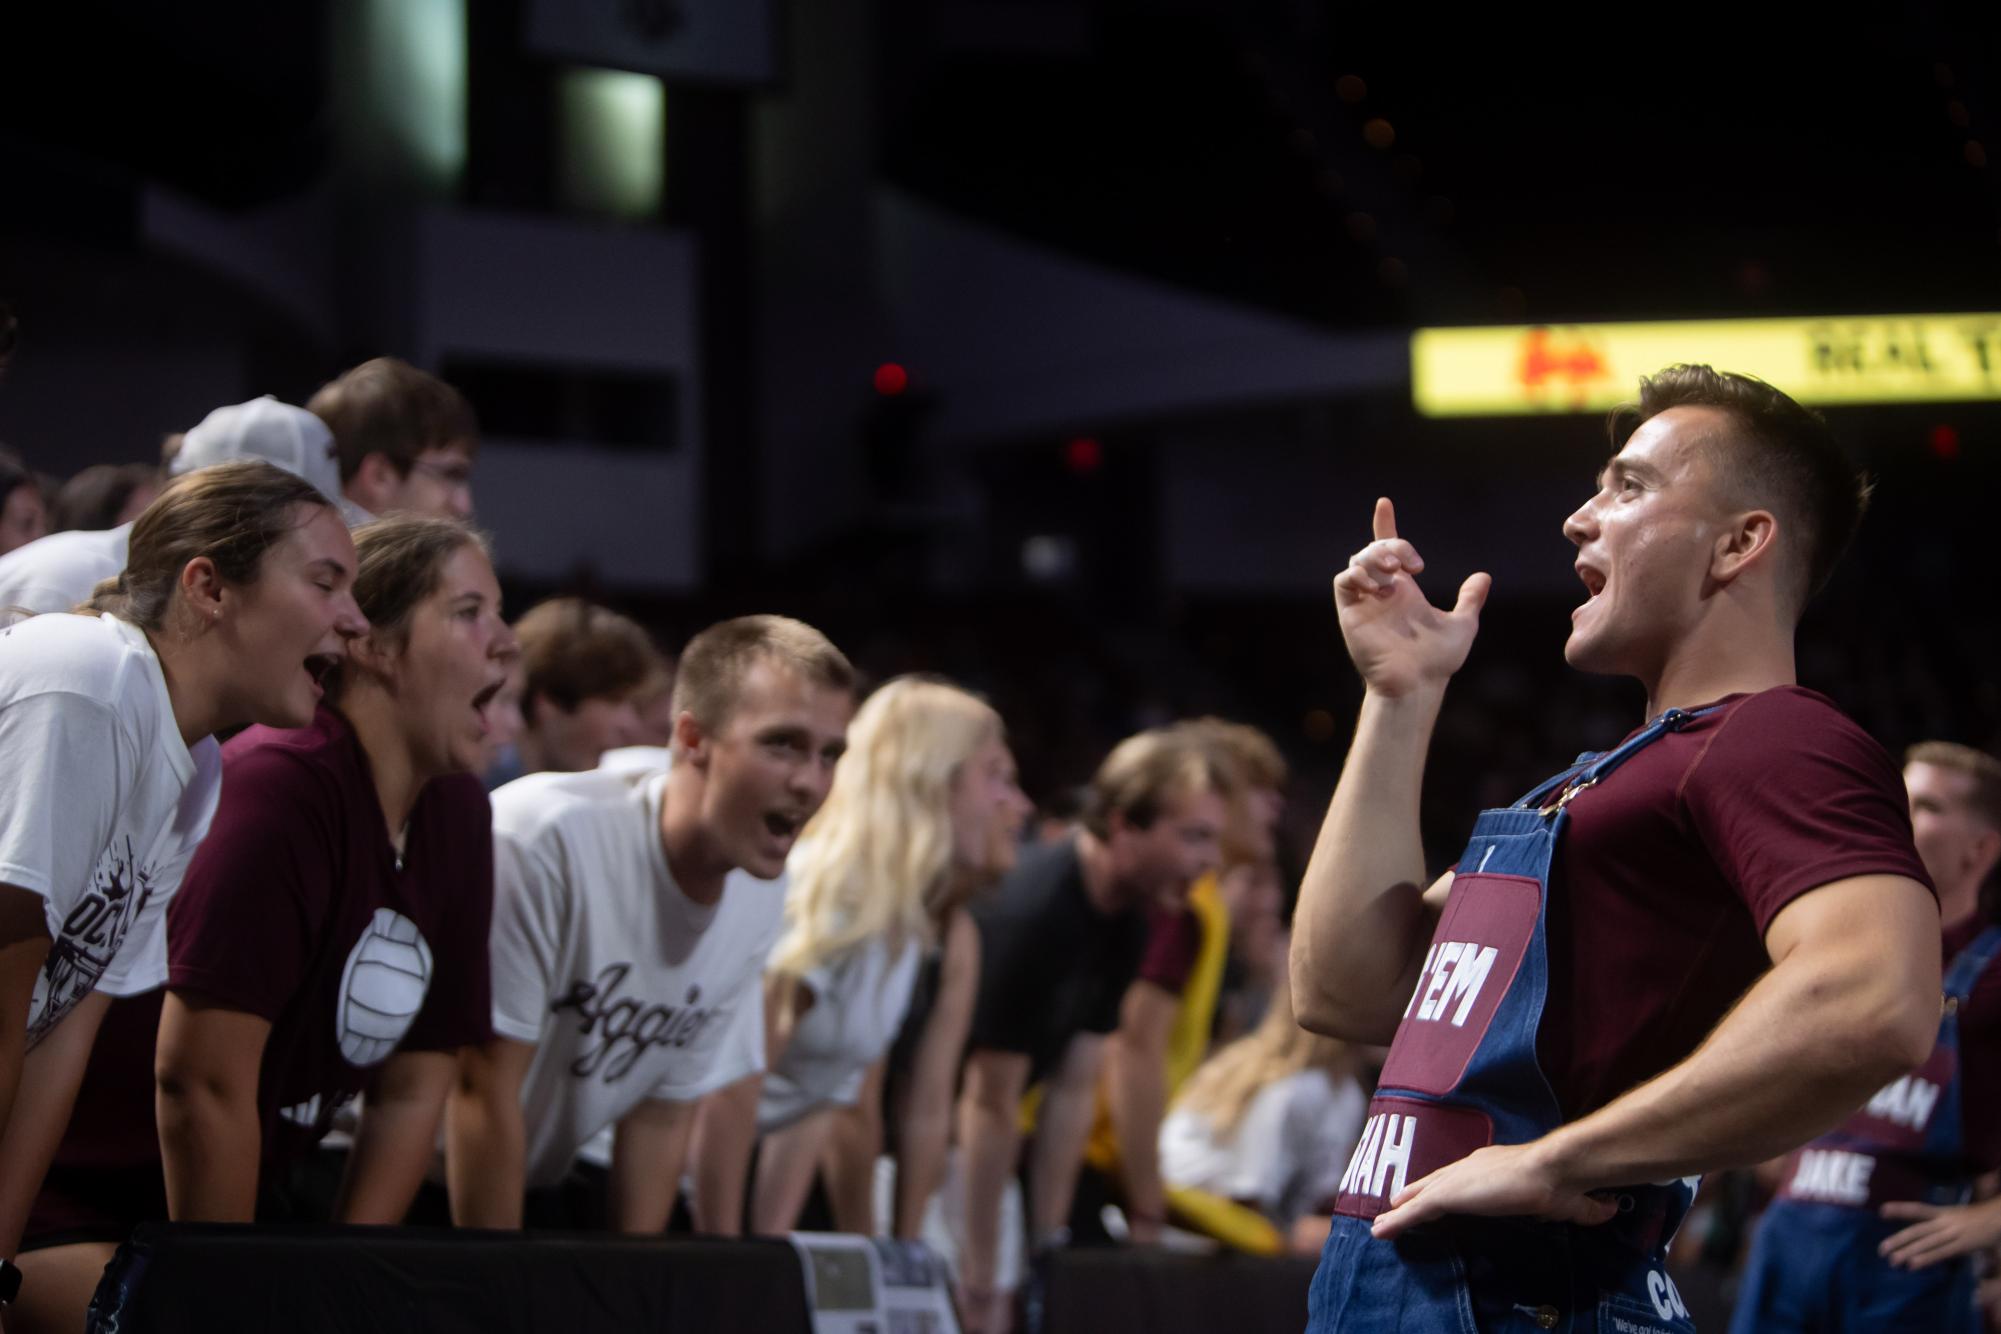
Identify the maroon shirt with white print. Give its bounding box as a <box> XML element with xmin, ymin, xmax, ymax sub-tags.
<box><xmin>167</xmin><ymin>706</ymin><xmax>494</xmax><ymax>1169</ymax></box>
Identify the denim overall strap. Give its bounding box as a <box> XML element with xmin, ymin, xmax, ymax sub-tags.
<box><xmin>1912</xmin><ymin>924</ymin><xmax>2001</xmax><ymax>1168</ymax></box>
<box><xmin>1515</xmin><ymin>707</ymin><xmax>1717</xmax><ymax>816</ymax></box>
<box><xmin>1944</xmin><ymin>925</ymin><xmax>2001</xmax><ymax>1002</ymax></box>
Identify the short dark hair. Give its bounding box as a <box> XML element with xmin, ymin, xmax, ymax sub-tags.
<box><xmin>514</xmin><ymin>597</ymin><xmax>659</xmax><ymax>720</ymax></box>
<box><xmin>51</xmin><ymin>462</ymin><xmax>161</xmax><ymax>533</ymax></box>
<box><xmin>308</xmin><ymin>358</ymin><xmax>479</xmax><ymax>482</ymax></box>
<box><xmin>1627</xmin><ymin>365</ymin><xmax>1869</xmax><ymax>610</ymax></box>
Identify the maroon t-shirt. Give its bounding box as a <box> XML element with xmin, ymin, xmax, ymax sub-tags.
<box><xmin>1532</xmin><ymin>687</ymin><xmax>1933</xmax><ymax>1119</ymax></box>
<box><xmin>1944</xmin><ymin>914</ymin><xmax>2001</xmax><ymax>1172</ymax></box>
<box><xmin>167</xmin><ymin>707</ymin><xmax>494</xmax><ymax>1167</ymax></box>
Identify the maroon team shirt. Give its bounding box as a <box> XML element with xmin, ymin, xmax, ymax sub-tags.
<box><xmin>1532</xmin><ymin>687</ymin><xmax>1933</xmax><ymax>1120</ymax></box>
<box><xmin>167</xmin><ymin>707</ymin><xmax>495</xmax><ymax>1167</ymax></box>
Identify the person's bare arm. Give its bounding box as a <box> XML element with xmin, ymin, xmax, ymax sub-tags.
<box><xmin>445</xmin><ymin>1036</ymin><xmax>535</xmax><ymax>1229</ymax></box>
<box><xmin>956</xmin><ymin>1048</ymin><xmax>1030</xmax><ymax>1300</ymax></box>
<box><xmin>0</xmin><ymin>886</ymin><xmax>50</xmax><ymax>1151</ymax></box>
<box><xmin>1029</xmin><ymin>1033</ymin><xmax>1107</xmax><ymax>1238</ymax></box>
<box><xmin>688</xmin><ymin>1072</ymin><xmax>763</xmax><ymax>1235</ymax></box>
<box><xmin>335</xmin><ymin>1049</ymin><xmax>456</xmax><ymax>1225</ymax></box>
<box><xmin>820</xmin><ymin>1061</ymin><xmax>883</xmax><ymax>1233</ymax></box>
<box><xmin>691</xmin><ymin>972</ymin><xmax>799</xmax><ymax>1236</ymax></box>
<box><xmin>1103</xmin><ymin>980</ymin><xmax>1176</xmax><ymax>1242</ymax></box>
<box><xmin>1374</xmin><ymin>874</ymin><xmax>1941</xmax><ymax>1238</ymax></box>
<box><xmin>610</xmin><ymin>1097</ymin><xmax>698</xmax><ymax>1233</ymax></box>
<box><xmin>0</xmin><ymin>989</ymin><xmax>105</xmax><ymax>1258</ymax></box>
<box><xmin>752</xmin><ymin>1108</ymin><xmax>836</xmax><ymax>1235</ymax></box>
<box><xmin>1291</xmin><ymin>498</ymin><xmax>1489</xmax><ymax>1042</ymax></box>
<box><xmin>893</xmin><ymin>911</ymin><xmax>981</xmax><ymax>1239</ymax></box>
<box><xmin>155</xmin><ymin>992</ymin><xmax>271</xmax><ymax>1222</ymax></box>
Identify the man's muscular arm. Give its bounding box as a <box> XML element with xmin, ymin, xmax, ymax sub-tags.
<box><xmin>1374</xmin><ymin>873</ymin><xmax>1940</xmax><ymax>1238</ymax></box>
<box><xmin>1291</xmin><ymin>497</ymin><xmax>1489</xmax><ymax>1042</ymax></box>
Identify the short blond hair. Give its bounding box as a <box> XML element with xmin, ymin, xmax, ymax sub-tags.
<box><xmin>671</xmin><ymin>614</ymin><xmax>855</xmax><ymax>736</ymax></box>
<box><xmin>1081</xmin><ymin>726</ymin><xmax>1235</xmax><ymax>840</ymax></box>
<box><xmin>1908</xmin><ymin>741</ymin><xmax>2001</xmax><ymax>832</ymax></box>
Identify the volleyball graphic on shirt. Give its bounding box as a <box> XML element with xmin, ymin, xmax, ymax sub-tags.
<box><xmin>335</xmin><ymin>908</ymin><xmax>434</xmax><ymax>1067</ymax></box>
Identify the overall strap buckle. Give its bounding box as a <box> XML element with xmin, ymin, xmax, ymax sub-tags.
<box><xmin>1537</xmin><ymin>774</ymin><xmax>1598</xmax><ymax>818</ymax></box>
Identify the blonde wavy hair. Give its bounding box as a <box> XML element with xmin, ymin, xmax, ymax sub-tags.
<box><xmin>767</xmin><ymin>675</ymin><xmax>1004</xmax><ymax>985</ymax></box>
<box><xmin>1173</xmin><ymin>976</ymin><xmax>1353</xmax><ymax>1141</ymax></box>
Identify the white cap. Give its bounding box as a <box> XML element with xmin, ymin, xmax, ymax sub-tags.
<box><xmin>171</xmin><ymin>396</ymin><xmax>345</xmax><ymax>506</ymax></box>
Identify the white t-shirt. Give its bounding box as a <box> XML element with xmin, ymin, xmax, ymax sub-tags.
<box><xmin>1158</xmin><ymin>1068</ymin><xmax>1368</xmax><ymax>1226</ymax></box>
<box><xmin>0</xmin><ymin>612</ymin><xmax>222</xmax><ymax>1044</ymax></box>
<box><xmin>0</xmin><ymin>524</ymin><xmax>132</xmax><ymax>618</ymax></box>
<box><xmin>758</xmin><ymin>932</ymin><xmax>923</xmax><ymax>1131</ymax></box>
<box><xmin>488</xmin><ymin>765</ymin><xmax>787</xmax><ymax>1187</ymax></box>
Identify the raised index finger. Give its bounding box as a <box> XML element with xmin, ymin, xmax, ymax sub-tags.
<box><xmin>1373</xmin><ymin>496</ymin><xmax>1398</xmax><ymax>543</ymax></box>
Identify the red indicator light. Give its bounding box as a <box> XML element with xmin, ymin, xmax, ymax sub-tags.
<box><xmin>1930</xmin><ymin>424</ymin><xmax>1960</xmax><ymax>460</ymax></box>
<box><xmin>873</xmin><ymin>363</ymin><xmax>909</xmax><ymax>396</ymax></box>
<box><xmin>1064</xmin><ymin>437</ymin><xmax>1103</xmax><ymax>473</ymax></box>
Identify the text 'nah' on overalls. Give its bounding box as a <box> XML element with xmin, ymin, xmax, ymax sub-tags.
<box><xmin>1307</xmin><ymin>708</ymin><xmax>1714</xmax><ymax>1334</ymax></box>
<box><xmin>1728</xmin><ymin>924</ymin><xmax>2001</xmax><ymax>1334</ymax></box>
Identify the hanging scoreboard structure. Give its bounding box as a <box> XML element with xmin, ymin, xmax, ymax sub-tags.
<box><xmin>1411</xmin><ymin>314</ymin><xmax>2001</xmax><ymax>417</ymax></box>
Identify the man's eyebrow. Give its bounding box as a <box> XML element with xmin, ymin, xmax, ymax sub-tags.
<box><xmin>307</xmin><ymin>557</ymin><xmax>350</xmax><ymax>579</ymax></box>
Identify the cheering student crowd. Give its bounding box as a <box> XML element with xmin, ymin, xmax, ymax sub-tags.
<box><xmin>0</xmin><ymin>357</ymin><xmax>1354</xmax><ymax>1334</ymax></box>
<box><xmin>8</xmin><ymin>346</ymin><xmax>2001</xmax><ymax>1334</ymax></box>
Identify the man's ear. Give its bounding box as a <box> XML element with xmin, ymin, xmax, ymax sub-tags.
<box><xmin>1102</xmin><ymin>808</ymin><xmax>1131</xmax><ymax>847</ymax></box>
<box><xmin>1712</xmin><ymin>508</ymin><xmax>1778</xmax><ymax>586</ymax></box>
<box><xmin>351</xmin><ymin>452</ymin><xmax>402</xmax><ymax>509</ymax></box>
<box><xmin>1971</xmin><ymin>826</ymin><xmax>2001</xmax><ymax>891</ymax></box>
<box><xmin>674</xmin><ymin>709</ymin><xmax>709</xmax><ymax>767</ymax></box>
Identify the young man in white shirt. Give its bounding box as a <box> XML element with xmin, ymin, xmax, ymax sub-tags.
<box><xmin>447</xmin><ymin>615</ymin><xmax>855</xmax><ymax>1232</ymax></box>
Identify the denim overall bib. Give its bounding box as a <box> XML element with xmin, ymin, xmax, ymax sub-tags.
<box><xmin>1307</xmin><ymin>709</ymin><xmax>1712</xmax><ymax>1334</ymax></box>
<box><xmin>1728</xmin><ymin>925</ymin><xmax>2001</xmax><ymax>1334</ymax></box>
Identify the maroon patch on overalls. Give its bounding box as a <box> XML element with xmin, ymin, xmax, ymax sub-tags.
<box><xmin>1834</xmin><ymin>1043</ymin><xmax>1957</xmax><ymax>1152</ymax></box>
<box><xmin>1775</xmin><ymin>1145</ymin><xmax>1963</xmax><ymax>1209</ymax></box>
<box><xmin>1376</xmin><ymin>872</ymin><xmax>1542</xmax><ymax>1097</ymax></box>
<box><xmin>1332</xmin><ymin>1096</ymin><xmax>1495</xmax><ymax>1220</ymax></box>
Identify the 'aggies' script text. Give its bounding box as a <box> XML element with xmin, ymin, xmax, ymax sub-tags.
<box><xmin>551</xmin><ymin>963</ymin><xmax>721</xmax><ymax>1081</ymax></box>
<box><xmin>1403</xmin><ymin>940</ymin><xmax>1499</xmax><ymax>1027</ymax></box>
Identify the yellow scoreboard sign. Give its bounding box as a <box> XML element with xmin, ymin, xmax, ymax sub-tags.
<box><xmin>1411</xmin><ymin>315</ymin><xmax>2001</xmax><ymax>416</ymax></box>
